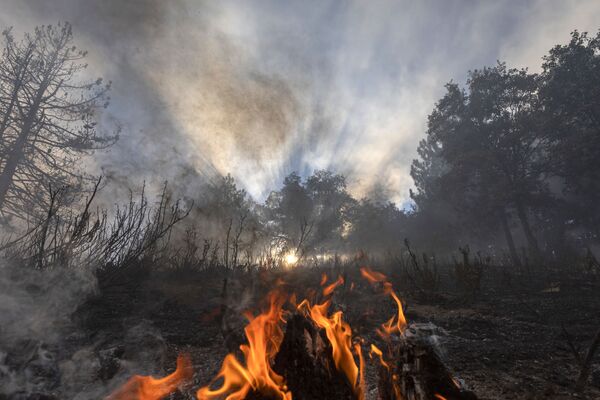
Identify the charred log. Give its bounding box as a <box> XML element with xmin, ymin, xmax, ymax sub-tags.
<box><xmin>273</xmin><ymin>313</ymin><xmax>357</xmax><ymax>400</ymax></box>
<box><xmin>378</xmin><ymin>336</ymin><xmax>477</xmax><ymax>400</ymax></box>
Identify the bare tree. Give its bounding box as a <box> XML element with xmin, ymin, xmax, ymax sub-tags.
<box><xmin>0</xmin><ymin>23</ymin><xmax>117</xmax><ymax>223</ymax></box>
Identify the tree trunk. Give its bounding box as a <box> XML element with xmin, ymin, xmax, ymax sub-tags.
<box><xmin>0</xmin><ymin>82</ymin><xmax>21</xmax><ymax>144</ymax></box>
<box><xmin>0</xmin><ymin>70</ymin><xmax>50</xmax><ymax>212</ymax></box>
<box><xmin>515</xmin><ymin>200</ymin><xmax>542</xmax><ymax>261</ymax></box>
<box><xmin>499</xmin><ymin>208</ymin><xmax>521</xmax><ymax>267</ymax></box>
<box><xmin>0</xmin><ymin>97</ymin><xmax>43</xmax><ymax>212</ymax></box>
<box><xmin>0</xmin><ymin>127</ymin><xmax>29</xmax><ymax>210</ymax></box>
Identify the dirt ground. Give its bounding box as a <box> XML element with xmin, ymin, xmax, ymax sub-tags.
<box><xmin>45</xmin><ymin>263</ymin><xmax>600</xmax><ymax>399</ymax></box>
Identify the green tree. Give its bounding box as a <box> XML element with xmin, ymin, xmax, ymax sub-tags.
<box><xmin>415</xmin><ymin>64</ymin><xmax>552</xmax><ymax>261</ymax></box>
<box><xmin>347</xmin><ymin>197</ymin><xmax>406</xmax><ymax>254</ymax></box>
<box><xmin>539</xmin><ymin>30</ymin><xmax>600</xmax><ymax>239</ymax></box>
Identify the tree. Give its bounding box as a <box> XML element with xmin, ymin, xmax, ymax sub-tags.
<box><xmin>539</xmin><ymin>30</ymin><xmax>600</xmax><ymax>239</ymax></box>
<box><xmin>413</xmin><ymin>64</ymin><xmax>552</xmax><ymax>262</ymax></box>
<box><xmin>305</xmin><ymin>170</ymin><xmax>353</xmax><ymax>250</ymax></box>
<box><xmin>265</xmin><ymin>171</ymin><xmax>313</xmax><ymax>246</ymax></box>
<box><xmin>409</xmin><ymin>131</ymin><xmax>464</xmax><ymax>253</ymax></box>
<box><xmin>0</xmin><ymin>23</ymin><xmax>116</xmax><ymax>223</ymax></box>
<box><xmin>347</xmin><ymin>198</ymin><xmax>407</xmax><ymax>254</ymax></box>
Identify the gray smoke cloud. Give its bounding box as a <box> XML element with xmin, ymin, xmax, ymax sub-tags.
<box><xmin>0</xmin><ymin>260</ymin><xmax>174</xmax><ymax>398</ymax></box>
<box><xmin>1</xmin><ymin>0</ymin><xmax>599</xmax><ymax>204</ymax></box>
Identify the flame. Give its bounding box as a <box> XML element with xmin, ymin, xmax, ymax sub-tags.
<box><xmin>107</xmin><ymin>354</ymin><xmax>193</xmax><ymax>400</ymax></box>
<box><xmin>322</xmin><ymin>275</ymin><xmax>344</xmax><ymax>296</ymax></box>
<box><xmin>360</xmin><ymin>267</ymin><xmax>407</xmax><ymax>336</ymax></box>
<box><xmin>298</xmin><ymin>299</ymin><xmax>364</xmax><ymax>400</ymax></box>
<box><xmin>434</xmin><ymin>395</ymin><xmax>448</xmax><ymax>400</ymax></box>
<box><xmin>197</xmin><ymin>292</ymin><xmax>291</xmax><ymax>400</ymax></box>
<box><xmin>360</xmin><ymin>267</ymin><xmax>387</xmax><ymax>284</ymax></box>
<box><xmin>369</xmin><ymin>344</ymin><xmax>389</xmax><ymax>370</ymax></box>
<box><xmin>320</xmin><ymin>272</ymin><xmax>328</xmax><ymax>286</ymax></box>
<box><xmin>354</xmin><ymin>343</ymin><xmax>366</xmax><ymax>399</ymax></box>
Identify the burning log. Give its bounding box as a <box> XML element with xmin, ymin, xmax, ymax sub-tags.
<box><xmin>376</xmin><ymin>335</ymin><xmax>477</xmax><ymax>400</ymax></box>
<box><xmin>112</xmin><ymin>269</ymin><xmax>479</xmax><ymax>400</ymax></box>
<box><xmin>273</xmin><ymin>313</ymin><xmax>357</xmax><ymax>400</ymax></box>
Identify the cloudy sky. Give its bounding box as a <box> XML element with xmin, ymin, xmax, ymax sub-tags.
<box><xmin>2</xmin><ymin>0</ymin><xmax>599</xmax><ymax>204</ymax></box>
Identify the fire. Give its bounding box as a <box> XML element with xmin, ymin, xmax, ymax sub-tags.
<box><xmin>354</xmin><ymin>342</ymin><xmax>366</xmax><ymax>399</ymax></box>
<box><xmin>369</xmin><ymin>344</ymin><xmax>389</xmax><ymax>370</ymax></box>
<box><xmin>359</xmin><ymin>267</ymin><xmax>387</xmax><ymax>284</ymax></box>
<box><xmin>197</xmin><ymin>292</ymin><xmax>291</xmax><ymax>400</ymax></box>
<box><xmin>115</xmin><ymin>267</ymin><xmax>412</xmax><ymax>399</ymax></box>
<box><xmin>298</xmin><ymin>299</ymin><xmax>364</xmax><ymax>400</ymax></box>
<box><xmin>434</xmin><ymin>395</ymin><xmax>448</xmax><ymax>400</ymax></box>
<box><xmin>322</xmin><ymin>275</ymin><xmax>344</xmax><ymax>296</ymax></box>
<box><xmin>360</xmin><ymin>267</ymin><xmax>407</xmax><ymax>336</ymax></box>
<box><xmin>320</xmin><ymin>272</ymin><xmax>328</xmax><ymax>286</ymax></box>
<box><xmin>107</xmin><ymin>354</ymin><xmax>193</xmax><ymax>400</ymax></box>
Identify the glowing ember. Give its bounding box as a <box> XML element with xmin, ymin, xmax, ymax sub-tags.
<box><xmin>107</xmin><ymin>354</ymin><xmax>193</xmax><ymax>400</ymax></box>
<box><xmin>197</xmin><ymin>292</ymin><xmax>291</xmax><ymax>400</ymax></box>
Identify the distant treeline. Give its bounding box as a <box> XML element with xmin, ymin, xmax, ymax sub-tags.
<box><xmin>0</xmin><ymin>24</ymin><xmax>599</xmax><ymax>268</ymax></box>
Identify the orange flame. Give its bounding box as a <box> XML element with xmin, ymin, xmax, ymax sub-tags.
<box><xmin>298</xmin><ymin>299</ymin><xmax>364</xmax><ymax>400</ymax></box>
<box><xmin>369</xmin><ymin>344</ymin><xmax>389</xmax><ymax>370</ymax></box>
<box><xmin>322</xmin><ymin>275</ymin><xmax>344</xmax><ymax>296</ymax></box>
<box><xmin>107</xmin><ymin>354</ymin><xmax>193</xmax><ymax>400</ymax></box>
<box><xmin>360</xmin><ymin>267</ymin><xmax>387</xmax><ymax>284</ymax></box>
<box><xmin>434</xmin><ymin>395</ymin><xmax>448</xmax><ymax>400</ymax></box>
<box><xmin>197</xmin><ymin>292</ymin><xmax>291</xmax><ymax>400</ymax></box>
<box><xmin>360</xmin><ymin>267</ymin><xmax>407</xmax><ymax>337</ymax></box>
<box><xmin>320</xmin><ymin>272</ymin><xmax>328</xmax><ymax>286</ymax></box>
<box><xmin>354</xmin><ymin>343</ymin><xmax>366</xmax><ymax>399</ymax></box>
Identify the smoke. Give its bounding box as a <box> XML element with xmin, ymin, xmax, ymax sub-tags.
<box><xmin>0</xmin><ymin>259</ymin><xmax>173</xmax><ymax>398</ymax></box>
<box><xmin>2</xmin><ymin>0</ymin><xmax>599</xmax><ymax>204</ymax></box>
<box><xmin>0</xmin><ymin>260</ymin><xmax>94</xmax><ymax>395</ymax></box>
<box><xmin>0</xmin><ymin>262</ymin><xmax>96</xmax><ymax>347</ymax></box>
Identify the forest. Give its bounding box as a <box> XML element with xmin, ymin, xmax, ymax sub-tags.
<box><xmin>0</xmin><ymin>20</ymin><xmax>599</xmax><ymax>400</ymax></box>
<box><xmin>2</xmin><ymin>25</ymin><xmax>600</xmax><ymax>270</ymax></box>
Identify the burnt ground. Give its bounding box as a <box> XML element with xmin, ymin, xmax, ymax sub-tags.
<box><xmin>5</xmin><ymin>262</ymin><xmax>599</xmax><ymax>399</ymax></box>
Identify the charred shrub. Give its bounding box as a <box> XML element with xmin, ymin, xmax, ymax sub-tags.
<box><xmin>453</xmin><ymin>246</ymin><xmax>486</xmax><ymax>297</ymax></box>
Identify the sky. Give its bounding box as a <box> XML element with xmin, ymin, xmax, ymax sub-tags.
<box><xmin>1</xmin><ymin>0</ymin><xmax>600</xmax><ymax>205</ymax></box>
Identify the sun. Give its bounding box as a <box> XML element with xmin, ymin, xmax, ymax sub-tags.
<box><xmin>284</xmin><ymin>252</ymin><xmax>299</xmax><ymax>266</ymax></box>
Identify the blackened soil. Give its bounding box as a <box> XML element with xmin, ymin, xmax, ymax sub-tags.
<box><xmin>73</xmin><ymin>264</ymin><xmax>600</xmax><ymax>399</ymax></box>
